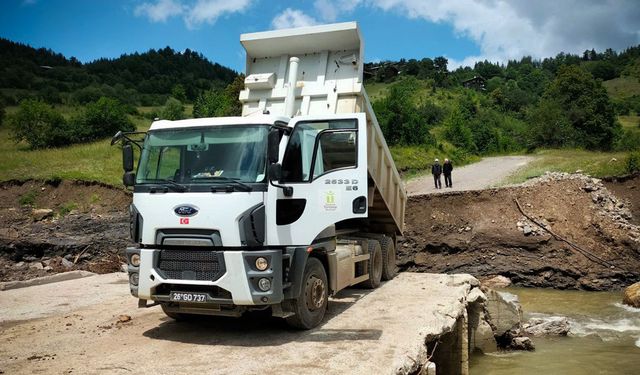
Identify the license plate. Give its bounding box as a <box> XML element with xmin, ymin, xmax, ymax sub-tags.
<box><xmin>169</xmin><ymin>291</ymin><xmax>208</xmax><ymax>303</ymax></box>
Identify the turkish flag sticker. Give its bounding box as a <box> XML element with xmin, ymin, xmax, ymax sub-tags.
<box><xmin>179</xmin><ymin>218</ymin><xmax>190</xmax><ymax>225</ymax></box>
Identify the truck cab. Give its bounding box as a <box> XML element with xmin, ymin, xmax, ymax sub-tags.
<box><xmin>116</xmin><ymin>22</ymin><xmax>406</xmax><ymax>329</ymax></box>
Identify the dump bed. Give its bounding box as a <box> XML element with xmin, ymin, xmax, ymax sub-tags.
<box><xmin>239</xmin><ymin>22</ymin><xmax>406</xmax><ymax>234</ymax></box>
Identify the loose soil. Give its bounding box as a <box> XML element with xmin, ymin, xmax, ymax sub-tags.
<box><xmin>1</xmin><ymin>176</ymin><xmax>639</xmax><ymax>291</ymax></box>
<box><xmin>399</xmin><ymin>174</ymin><xmax>640</xmax><ymax>290</ymax></box>
<box><xmin>0</xmin><ymin>180</ymin><xmax>130</xmax><ymax>281</ymax></box>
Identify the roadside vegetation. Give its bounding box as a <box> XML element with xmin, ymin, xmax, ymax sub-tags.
<box><xmin>0</xmin><ymin>37</ymin><xmax>639</xmax><ymax>185</ymax></box>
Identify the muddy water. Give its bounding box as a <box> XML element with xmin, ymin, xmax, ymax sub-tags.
<box><xmin>470</xmin><ymin>287</ymin><xmax>640</xmax><ymax>374</ymax></box>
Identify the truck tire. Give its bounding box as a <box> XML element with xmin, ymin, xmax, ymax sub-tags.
<box><xmin>359</xmin><ymin>240</ymin><xmax>382</xmax><ymax>289</ymax></box>
<box><xmin>380</xmin><ymin>235</ymin><xmax>396</xmax><ymax>281</ymax></box>
<box><xmin>284</xmin><ymin>257</ymin><xmax>328</xmax><ymax>330</ymax></box>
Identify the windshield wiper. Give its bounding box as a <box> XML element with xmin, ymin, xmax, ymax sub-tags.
<box><xmin>193</xmin><ymin>176</ymin><xmax>253</xmax><ymax>192</ymax></box>
<box><xmin>143</xmin><ymin>179</ymin><xmax>187</xmax><ymax>192</ymax></box>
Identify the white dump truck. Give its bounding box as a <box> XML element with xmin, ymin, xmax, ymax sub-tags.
<box><xmin>113</xmin><ymin>22</ymin><xmax>406</xmax><ymax>329</ymax></box>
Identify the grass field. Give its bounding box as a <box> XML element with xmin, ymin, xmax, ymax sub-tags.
<box><xmin>603</xmin><ymin>76</ymin><xmax>640</xmax><ymax>99</ymax></box>
<box><xmin>501</xmin><ymin>149</ymin><xmax>633</xmax><ymax>185</ymax></box>
<box><xmin>0</xmin><ymin>114</ymin><xmax>151</xmax><ymax>186</ymax></box>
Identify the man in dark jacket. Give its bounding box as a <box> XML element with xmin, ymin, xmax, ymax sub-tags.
<box><xmin>443</xmin><ymin>158</ymin><xmax>453</xmax><ymax>188</ymax></box>
<box><xmin>431</xmin><ymin>158</ymin><xmax>442</xmax><ymax>189</ymax></box>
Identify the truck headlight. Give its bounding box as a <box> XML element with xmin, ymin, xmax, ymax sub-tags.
<box><xmin>130</xmin><ymin>253</ymin><xmax>141</xmax><ymax>267</ymax></box>
<box><xmin>129</xmin><ymin>272</ymin><xmax>139</xmax><ymax>286</ymax></box>
<box><xmin>258</xmin><ymin>277</ymin><xmax>271</xmax><ymax>291</ymax></box>
<box><xmin>255</xmin><ymin>257</ymin><xmax>269</xmax><ymax>271</ymax></box>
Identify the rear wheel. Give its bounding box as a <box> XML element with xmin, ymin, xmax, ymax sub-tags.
<box><xmin>285</xmin><ymin>257</ymin><xmax>328</xmax><ymax>329</ymax></box>
<box><xmin>359</xmin><ymin>239</ymin><xmax>382</xmax><ymax>289</ymax></box>
<box><xmin>380</xmin><ymin>235</ymin><xmax>396</xmax><ymax>281</ymax></box>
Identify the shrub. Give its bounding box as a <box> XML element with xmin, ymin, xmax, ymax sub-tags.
<box><xmin>76</xmin><ymin>97</ymin><xmax>135</xmax><ymax>140</ymax></box>
<box><xmin>160</xmin><ymin>97</ymin><xmax>185</xmax><ymax>120</ymax></box>
<box><xmin>627</xmin><ymin>151</ymin><xmax>640</xmax><ymax>174</ymax></box>
<box><xmin>9</xmin><ymin>99</ymin><xmax>72</xmax><ymax>148</ymax></box>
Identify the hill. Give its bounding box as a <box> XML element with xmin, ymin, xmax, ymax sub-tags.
<box><xmin>0</xmin><ymin>38</ymin><xmax>237</xmax><ymax>107</ymax></box>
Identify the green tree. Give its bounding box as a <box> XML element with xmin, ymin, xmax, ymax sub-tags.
<box><xmin>443</xmin><ymin>108</ymin><xmax>476</xmax><ymax>152</ymax></box>
<box><xmin>193</xmin><ymin>75</ymin><xmax>244</xmax><ymax>118</ymax></box>
<box><xmin>77</xmin><ymin>97</ymin><xmax>135</xmax><ymax>140</ymax></box>
<box><xmin>544</xmin><ymin>66</ymin><xmax>620</xmax><ymax>150</ymax></box>
<box><xmin>171</xmin><ymin>84</ymin><xmax>187</xmax><ymax>102</ymax></box>
<box><xmin>9</xmin><ymin>99</ymin><xmax>70</xmax><ymax>148</ymax></box>
<box><xmin>526</xmin><ymin>99</ymin><xmax>575</xmax><ymax>149</ymax></box>
<box><xmin>160</xmin><ymin>97</ymin><xmax>185</xmax><ymax>120</ymax></box>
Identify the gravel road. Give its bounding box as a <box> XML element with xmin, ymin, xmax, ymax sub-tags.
<box><xmin>405</xmin><ymin>155</ymin><xmax>533</xmax><ymax>196</ymax></box>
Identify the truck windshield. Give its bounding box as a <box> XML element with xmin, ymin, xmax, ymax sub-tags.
<box><xmin>136</xmin><ymin>125</ymin><xmax>268</xmax><ymax>185</ymax></box>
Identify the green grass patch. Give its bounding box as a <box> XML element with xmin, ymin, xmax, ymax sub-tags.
<box><xmin>502</xmin><ymin>149</ymin><xmax>632</xmax><ymax>185</ymax></box>
<box><xmin>619</xmin><ymin>115</ymin><xmax>640</xmax><ymax>130</ymax></box>
<box><xmin>18</xmin><ymin>190</ymin><xmax>38</xmax><ymax>207</ymax></box>
<box><xmin>58</xmin><ymin>202</ymin><xmax>78</xmax><ymax>217</ymax></box>
<box><xmin>603</xmin><ymin>77</ymin><xmax>640</xmax><ymax>99</ymax></box>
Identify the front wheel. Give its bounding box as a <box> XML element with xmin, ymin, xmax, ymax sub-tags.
<box><xmin>284</xmin><ymin>257</ymin><xmax>328</xmax><ymax>330</ymax></box>
<box><xmin>161</xmin><ymin>303</ymin><xmax>195</xmax><ymax>321</ymax></box>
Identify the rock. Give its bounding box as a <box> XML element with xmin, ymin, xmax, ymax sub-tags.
<box><xmin>29</xmin><ymin>262</ymin><xmax>44</xmax><ymax>270</ymax></box>
<box><xmin>117</xmin><ymin>314</ymin><xmax>132</xmax><ymax>323</ymax></box>
<box><xmin>32</xmin><ymin>208</ymin><xmax>53</xmax><ymax>222</ymax></box>
<box><xmin>120</xmin><ymin>263</ymin><xmax>128</xmax><ymax>273</ymax></box>
<box><xmin>13</xmin><ymin>261</ymin><xmax>25</xmax><ymax>269</ymax></box>
<box><xmin>511</xmin><ymin>336</ymin><xmax>535</xmax><ymax>351</ymax></box>
<box><xmin>43</xmin><ymin>266</ymin><xmax>53</xmax><ymax>272</ymax></box>
<box><xmin>523</xmin><ymin>225</ymin><xmax>532</xmax><ymax>235</ymax></box>
<box><xmin>482</xmin><ymin>275</ymin><xmax>512</xmax><ymax>289</ymax></box>
<box><xmin>484</xmin><ymin>289</ymin><xmax>523</xmax><ymax>336</ymax></box>
<box><xmin>61</xmin><ymin>258</ymin><xmax>74</xmax><ymax>270</ymax></box>
<box><xmin>524</xmin><ymin>317</ymin><xmax>570</xmax><ymax>336</ymax></box>
<box><xmin>623</xmin><ymin>282</ymin><xmax>640</xmax><ymax>308</ymax></box>
<box><xmin>464</xmin><ymin>226</ymin><xmax>471</xmax><ymax>232</ymax></box>
<box><xmin>516</xmin><ymin>221</ymin><xmax>524</xmax><ymax>228</ymax></box>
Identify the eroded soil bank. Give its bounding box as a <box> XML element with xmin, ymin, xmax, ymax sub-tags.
<box><xmin>399</xmin><ymin>174</ymin><xmax>640</xmax><ymax>290</ymax></box>
<box><xmin>1</xmin><ymin>175</ymin><xmax>639</xmax><ymax>291</ymax></box>
<box><xmin>0</xmin><ymin>180</ymin><xmax>130</xmax><ymax>281</ymax></box>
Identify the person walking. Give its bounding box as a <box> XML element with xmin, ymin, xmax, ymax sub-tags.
<box><xmin>431</xmin><ymin>158</ymin><xmax>442</xmax><ymax>189</ymax></box>
<box><xmin>443</xmin><ymin>158</ymin><xmax>453</xmax><ymax>188</ymax></box>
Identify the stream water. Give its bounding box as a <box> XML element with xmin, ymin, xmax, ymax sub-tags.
<box><xmin>470</xmin><ymin>287</ymin><xmax>640</xmax><ymax>374</ymax></box>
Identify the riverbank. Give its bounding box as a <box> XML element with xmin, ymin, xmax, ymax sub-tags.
<box><xmin>470</xmin><ymin>287</ymin><xmax>640</xmax><ymax>374</ymax></box>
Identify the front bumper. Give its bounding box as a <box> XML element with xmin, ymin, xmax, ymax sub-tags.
<box><xmin>126</xmin><ymin>247</ymin><xmax>283</xmax><ymax>306</ymax></box>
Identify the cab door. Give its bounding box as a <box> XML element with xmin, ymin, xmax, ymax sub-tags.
<box><xmin>267</xmin><ymin>113</ymin><xmax>368</xmax><ymax>246</ymax></box>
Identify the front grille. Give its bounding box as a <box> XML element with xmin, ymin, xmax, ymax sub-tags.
<box><xmin>156</xmin><ymin>250</ymin><xmax>225</xmax><ymax>281</ymax></box>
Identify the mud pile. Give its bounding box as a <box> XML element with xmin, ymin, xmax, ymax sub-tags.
<box><xmin>0</xmin><ymin>180</ymin><xmax>130</xmax><ymax>281</ymax></box>
<box><xmin>399</xmin><ymin>173</ymin><xmax>640</xmax><ymax>290</ymax></box>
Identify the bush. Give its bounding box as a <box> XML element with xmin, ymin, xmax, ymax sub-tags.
<box><xmin>76</xmin><ymin>97</ymin><xmax>135</xmax><ymax>140</ymax></box>
<box><xmin>627</xmin><ymin>151</ymin><xmax>640</xmax><ymax>174</ymax></box>
<box><xmin>160</xmin><ymin>97</ymin><xmax>185</xmax><ymax>120</ymax></box>
<box><xmin>9</xmin><ymin>99</ymin><xmax>72</xmax><ymax>148</ymax></box>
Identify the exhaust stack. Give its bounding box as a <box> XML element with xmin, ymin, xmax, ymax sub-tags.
<box><xmin>284</xmin><ymin>57</ymin><xmax>299</xmax><ymax>118</ymax></box>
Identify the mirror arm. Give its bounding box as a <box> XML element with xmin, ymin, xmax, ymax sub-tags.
<box><xmin>269</xmin><ymin>178</ymin><xmax>293</xmax><ymax>197</ymax></box>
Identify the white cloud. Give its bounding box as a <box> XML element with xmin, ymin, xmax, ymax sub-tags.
<box><xmin>134</xmin><ymin>0</ymin><xmax>253</xmax><ymax>28</ymax></box>
<box><xmin>314</xmin><ymin>0</ymin><xmax>362</xmax><ymax>22</ymax></box>
<box><xmin>309</xmin><ymin>0</ymin><xmax>640</xmax><ymax>67</ymax></box>
<box><xmin>135</xmin><ymin>0</ymin><xmax>184</xmax><ymax>22</ymax></box>
<box><xmin>271</xmin><ymin>8</ymin><xmax>319</xmax><ymax>30</ymax></box>
<box><xmin>185</xmin><ymin>0</ymin><xmax>253</xmax><ymax>29</ymax></box>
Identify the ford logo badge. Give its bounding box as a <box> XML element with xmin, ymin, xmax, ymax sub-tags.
<box><xmin>174</xmin><ymin>205</ymin><xmax>199</xmax><ymax>217</ymax></box>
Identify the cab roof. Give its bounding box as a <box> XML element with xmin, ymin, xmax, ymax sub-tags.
<box><xmin>149</xmin><ymin>115</ymin><xmax>291</xmax><ymax>131</ymax></box>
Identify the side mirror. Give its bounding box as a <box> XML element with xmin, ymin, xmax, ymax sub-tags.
<box><xmin>268</xmin><ymin>129</ymin><xmax>280</xmax><ymax>164</ymax></box>
<box><xmin>268</xmin><ymin>163</ymin><xmax>293</xmax><ymax>197</ymax></box>
<box><xmin>123</xmin><ymin>143</ymin><xmax>134</xmax><ymax>172</ymax></box>
<box><xmin>269</xmin><ymin>163</ymin><xmax>282</xmax><ymax>181</ymax></box>
<box><xmin>111</xmin><ymin>131</ymin><xmax>123</xmax><ymax>146</ymax></box>
<box><xmin>123</xmin><ymin>171</ymin><xmax>136</xmax><ymax>187</ymax></box>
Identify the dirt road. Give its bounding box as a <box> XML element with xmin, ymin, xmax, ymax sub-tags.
<box><xmin>0</xmin><ymin>272</ymin><xmax>478</xmax><ymax>375</ymax></box>
<box><xmin>405</xmin><ymin>156</ymin><xmax>533</xmax><ymax>196</ymax></box>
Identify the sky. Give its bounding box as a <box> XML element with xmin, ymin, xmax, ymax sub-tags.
<box><xmin>1</xmin><ymin>0</ymin><xmax>639</xmax><ymax>72</ymax></box>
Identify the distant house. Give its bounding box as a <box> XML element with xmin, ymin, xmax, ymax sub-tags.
<box><xmin>462</xmin><ymin>75</ymin><xmax>486</xmax><ymax>91</ymax></box>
